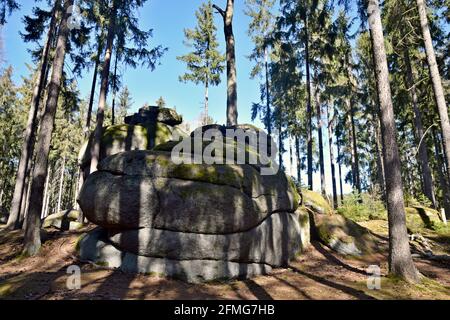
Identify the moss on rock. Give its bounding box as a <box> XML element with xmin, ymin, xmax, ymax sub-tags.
<box><xmin>405</xmin><ymin>206</ymin><xmax>444</xmax><ymax>232</ymax></box>
<box><xmin>311</xmin><ymin>213</ymin><xmax>380</xmax><ymax>256</ymax></box>
<box><xmin>302</xmin><ymin>189</ymin><xmax>333</xmax><ymax>215</ymax></box>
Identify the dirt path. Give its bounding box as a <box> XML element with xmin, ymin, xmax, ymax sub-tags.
<box><xmin>0</xmin><ymin>225</ymin><xmax>449</xmax><ymax>300</ymax></box>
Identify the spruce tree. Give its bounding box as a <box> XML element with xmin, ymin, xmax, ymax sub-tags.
<box><xmin>178</xmin><ymin>0</ymin><xmax>225</xmax><ymax>126</ymax></box>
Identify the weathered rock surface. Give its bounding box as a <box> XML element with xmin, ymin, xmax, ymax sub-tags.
<box><xmin>0</xmin><ymin>207</ymin><xmax>8</xmax><ymax>224</ymax></box>
<box><xmin>405</xmin><ymin>206</ymin><xmax>444</xmax><ymax>232</ymax></box>
<box><xmin>125</xmin><ymin>106</ymin><xmax>183</xmax><ymax>127</ymax></box>
<box><xmin>310</xmin><ymin>212</ymin><xmax>379</xmax><ymax>256</ymax></box>
<box><xmin>79</xmin><ymin>151</ymin><xmax>298</xmax><ymax>233</ymax></box>
<box><xmin>77</xmin><ymin>124</ymin><xmax>305</xmax><ymax>283</ymax></box>
<box><xmin>107</xmin><ymin>212</ymin><xmax>300</xmax><ymax>266</ymax></box>
<box><xmin>42</xmin><ymin>210</ymin><xmax>82</xmax><ymax>231</ymax></box>
<box><xmin>302</xmin><ymin>189</ymin><xmax>333</xmax><ymax>215</ymax></box>
<box><xmin>78</xmin><ymin>229</ymin><xmax>272</xmax><ymax>283</ymax></box>
<box><xmin>79</xmin><ymin>123</ymin><xmax>187</xmax><ymax>171</ymax></box>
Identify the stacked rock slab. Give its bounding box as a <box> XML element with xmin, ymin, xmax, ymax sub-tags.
<box><xmin>77</xmin><ymin>124</ymin><xmax>304</xmax><ymax>283</ymax></box>
<box><xmin>78</xmin><ymin>106</ymin><xmax>186</xmax><ymax>177</ymax></box>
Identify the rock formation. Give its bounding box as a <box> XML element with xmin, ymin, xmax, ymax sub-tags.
<box><xmin>77</xmin><ymin>121</ymin><xmax>307</xmax><ymax>283</ymax></box>
<box><xmin>78</xmin><ymin>106</ymin><xmax>187</xmax><ymax>177</ymax></box>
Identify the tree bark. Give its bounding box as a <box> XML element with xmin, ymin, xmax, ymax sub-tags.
<box><xmin>85</xmin><ymin>39</ymin><xmax>102</xmax><ymax>137</ymax></box>
<box><xmin>6</xmin><ymin>1</ymin><xmax>59</xmax><ymax>230</ymax></box>
<box><xmin>432</xmin><ymin>127</ymin><xmax>450</xmax><ymax>218</ymax></box>
<box><xmin>315</xmin><ymin>83</ymin><xmax>326</xmax><ymax>196</ymax></box>
<box><xmin>367</xmin><ymin>0</ymin><xmax>420</xmax><ymax>282</ymax></box>
<box><xmin>41</xmin><ymin>166</ymin><xmax>51</xmax><ymax>219</ymax></box>
<box><xmin>89</xmin><ymin>1</ymin><xmax>117</xmax><ymax>174</ymax></box>
<box><xmin>295</xmin><ymin>135</ymin><xmax>301</xmax><ymax>185</ymax></box>
<box><xmin>204</xmin><ymin>76</ymin><xmax>209</xmax><ymax>125</ymax></box>
<box><xmin>305</xmin><ymin>13</ymin><xmax>313</xmax><ymax>191</ymax></box>
<box><xmin>337</xmin><ymin>141</ymin><xmax>344</xmax><ymax>204</ymax></box>
<box><xmin>214</xmin><ymin>0</ymin><xmax>238</xmax><ymax>126</ymax></box>
<box><xmin>327</xmin><ymin>104</ymin><xmax>338</xmax><ymax>209</ymax></box>
<box><xmin>403</xmin><ymin>48</ymin><xmax>436</xmax><ymax>207</ymax></box>
<box><xmin>22</xmin><ymin>0</ymin><xmax>73</xmax><ymax>256</ymax></box>
<box><xmin>264</xmin><ymin>46</ymin><xmax>271</xmax><ymax>135</ymax></box>
<box><xmin>416</xmin><ymin>0</ymin><xmax>450</xmax><ymax>183</ymax></box>
<box><xmin>56</xmin><ymin>156</ymin><xmax>65</xmax><ymax>213</ymax></box>
<box><xmin>111</xmin><ymin>50</ymin><xmax>119</xmax><ymax>126</ymax></box>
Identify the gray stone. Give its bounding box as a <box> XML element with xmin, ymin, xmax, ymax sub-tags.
<box><xmin>42</xmin><ymin>210</ymin><xmax>82</xmax><ymax>231</ymax></box>
<box><xmin>108</xmin><ymin>212</ymin><xmax>301</xmax><ymax>266</ymax></box>
<box><xmin>79</xmin><ymin>151</ymin><xmax>298</xmax><ymax>233</ymax></box>
<box><xmin>78</xmin><ymin>172</ymin><xmax>159</xmax><ymax>229</ymax></box>
<box><xmin>0</xmin><ymin>207</ymin><xmax>8</xmax><ymax>224</ymax></box>
<box><xmin>78</xmin><ymin>228</ymin><xmax>272</xmax><ymax>283</ymax></box>
<box><xmin>79</xmin><ymin>123</ymin><xmax>187</xmax><ymax>171</ymax></box>
<box><xmin>125</xmin><ymin>106</ymin><xmax>183</xmax><ymax>126</ymax></box>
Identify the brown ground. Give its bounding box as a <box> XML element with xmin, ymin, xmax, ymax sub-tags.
<box><xmin>0</xmin><ymin>222</ymin><xmax>449</xmax><ymax>300</ymax></box>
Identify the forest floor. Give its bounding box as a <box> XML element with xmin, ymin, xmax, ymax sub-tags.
<box><xmin>0</xmin><ymin>221</ymin><xmax>449</xmax><ymax>300</ymax></box>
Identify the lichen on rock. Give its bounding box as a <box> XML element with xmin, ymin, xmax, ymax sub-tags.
<box><xmin>77</xmin><ymin>124</ymin><xmax>306</xmax><ymax>283</ymax></box>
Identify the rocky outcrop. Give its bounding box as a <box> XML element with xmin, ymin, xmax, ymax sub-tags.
<box><xmin>42</xmin><ymin>210</ymin><xmax>82</xmax><ymax>231</ymax></box>
<box><xmin>405</xmin><ymin>206</ymin><xmax>445</xmax><ymax>232</ymax></box>
<box><xmin>78</xmin><ymin>107</ymin><xmax>187</xmax><ymax>174</ymax></box>
<box><xmin>310</xmin><ymin>209</ymin><xmax>379</xmax><ymax>256</ymax></box>
<box><xmin>125</xmin><ymin>105</ymin><xmax>183</xmax><ymax>127</ymax></box>
<box><xmin>302</xmin><ymin>189</ymin><xmax>333</xmax><ymax>215</ymax></box>
<box><xmin>77</xmin><ymin>124</ymin><xmax>306</xmax><ymax>283</ymax></box>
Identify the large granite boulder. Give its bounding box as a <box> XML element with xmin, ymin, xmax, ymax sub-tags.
<box><xmin>77</xmin><ymin>125</ymin><xmax>306</xmax><ymax>283</ymax></box>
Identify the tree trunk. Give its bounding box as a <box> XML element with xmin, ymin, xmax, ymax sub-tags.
<box><xmin>21</xmin><ymin>175</ymin><xmax>32</xmax><ymax>231</ymax></box>
<box><xmin>278</xmin><ymin>121</ymin><xmax>283</xmax><ymax>169</ymax></box>
<box><xmin>305</xmin><ymin>14</ymin><xmax>313</xmax><ymax>191</ymax></box>
<box><xmin>346</xmin><ymin>93</ymin><xmax>362</xmax><ymax>196</ymax></box>
<box><xmin>214</xmin><ymin>0</ymin><xmax>238</xmax><ymax>126</ymax></box>
<box><xmin>56</xmin><ymin>156</ymin><xmax>65</xmax><ymax>213</ymax></box>
<box><xmin>89</xmin><ymin>1</ymin><xmax>117</xmax><ymax>174</ymax></box>
<box><xmin>403</xmin><ymin>47</ymin><xmax>436</xmax><ymax>207</ymax></box>
<box><xmin>41</xmin><ymin>166</ymin><xmax>51</xmax><ymax>219</ymax></box>
<box><xmin>327</xmin><ymin>104</ymin><xmax>338</xmax><ymax>209</ymax></box>
<box><xmin>295</xmin><ymin>135</ymin><xmax>301</xmax><ymax>185</ymax></box>
<box><xmin>315</xmin><ymin>83</ymin><xmax>326</xmax><ymax>196</ymax></box>
<box><xmin>6</xmin><ymin>1</ymin><xmax>59</xmax><ymax>230</ymax></box>
<box><xmin>367</xmin><ymin>0</ymin><xmax>420</xmax><ymax>282</ymax></box>
<box><xmin>22</xmin><ymin>0</ymin><xmax>73</xmax><ymax>256</ymax></box>
<box><xmin>416</xmin><ymin>0</ymin><xmax>450</xmax><ymax>182</ymax></box>
<box><xmin>432</xmin><ymin>127</ymin><xmax>450</xmax><ymax>218</ymax></box>
<box><xmin>204</xmin><ymin>77</ymin><xmax>209</xmax><ymax>125</ymax></box>
<box><xmin>264</xmin><ymin>46</ymin><xmax>271</xmax><ymax>135</ymax></box>
<box><xmin>85</xmin><ymin>41</ymin><xmax>102</xmax><ymax>137</ymax></box>
<box><xmin>337</xmin><ymin>141</ymin><xmax>344</xmax><ymax>204</ymax></box>
<box><xmin>111</xmin><ymin>51</ymin><xmax>119</xmax><ymax>126</ymax></box>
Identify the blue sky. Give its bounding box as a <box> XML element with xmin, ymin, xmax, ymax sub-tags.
<box><xmin>1</xmin><ymin>0</ymin><xmax>353</xmax><ymax>195</ymax></box>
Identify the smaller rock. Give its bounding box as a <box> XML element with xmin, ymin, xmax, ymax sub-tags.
<box><xmin>297</xmin><ymin>208</ymin><xmax>311</xmax><ymax>252</ymax></box>
<box><xmin>310</xmin><ymin>213</ymin><xmax>379</xmax><ymax>256</ymax></box>
<box><xmin>302</xmin><ymin>190</ymin><xmax>333</xmax><ymax>215</ymax></box>
<box><xmin>125</xmin><ymin>106</ymin><xmax>183</xmax><ymax>126</ymax></box>
<box><xmin>0</xmin><ymin>207</ymin><xmax>8</xmax><ymax>224</ymax></box>
<box><xmin>405</xmin><ymin>206</ymin><xmax>444</xmax><ymax>232</ymax></box>
<box><xmin>42</xmin><ymin>210</ymin><xmax>81</xmax><ymax>231</ymax></box>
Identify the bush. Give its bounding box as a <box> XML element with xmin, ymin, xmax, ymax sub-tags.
<box><xmin>338</xmin><ymin>192</ymin><xmax>387</xmax><ymax>222</ymax></box>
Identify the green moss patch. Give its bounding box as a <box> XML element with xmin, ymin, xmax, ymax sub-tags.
<box><xmin>302</xmin><ymin>189</ymin><xmax>333</xmax><ymax>215</ymax></box>
<box><xmin>405</xmin><ymin>206</ymin><xmax>444</xmax><ymax>232</ymax></box>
